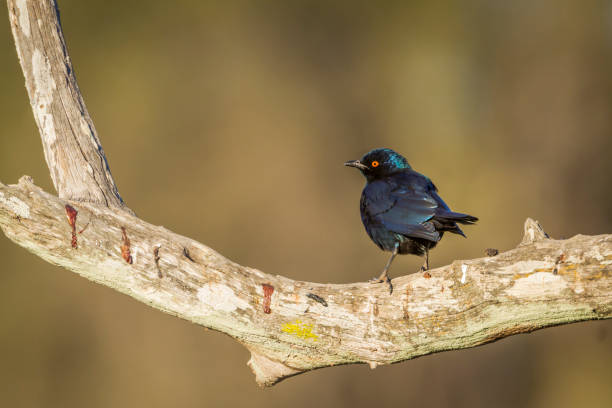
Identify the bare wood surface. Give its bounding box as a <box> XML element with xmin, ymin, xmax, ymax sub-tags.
<box><xmin>1</xmin><ymin>179</ymin><xmax>610</xmax><ymax>386</ymax></box>
<box><xmin>7</xmin><ymin>0</ymin><xmax>125</xmax><ymax>208</ymax></box>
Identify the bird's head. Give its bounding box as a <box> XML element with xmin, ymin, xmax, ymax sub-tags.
<box><xmin>344</xmin><ymin>148</ymin><xmax>411</xmax><ymax>181</ymax></box>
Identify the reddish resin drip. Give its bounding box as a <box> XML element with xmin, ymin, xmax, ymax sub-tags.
<box><xmin>121</xmin><ymin>227</ymin><xmax>133</xmax><ymax>264</ymax></box>
<box><xmin>64</xmin><ymin>204</ymin><xmax>78</xmax><ymax>248</ymax></box>
<box><xmin>262</xmin><ymin>284</ymin><xmax>274</xmax><ymax>314</ymax></box>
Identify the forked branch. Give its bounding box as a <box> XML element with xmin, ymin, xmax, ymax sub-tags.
<box><xmin>7</xmin><ymin>0</ymin><xmax>125</xmax><ymax>208</ymax></box>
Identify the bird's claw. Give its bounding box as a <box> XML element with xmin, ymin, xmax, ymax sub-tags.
<box><xmin>369</xmin><ymin>275</ymin><xmax>393</xmax><ymax>294</ymax></box>
<box><xmin>385</xmin><ymin>277</ymin><xmax>393</xmax><ymax>294</ymax></box>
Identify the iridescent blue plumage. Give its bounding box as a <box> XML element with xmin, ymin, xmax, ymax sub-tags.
<box><xmin>378</xmin><ymin>148</ymin><xmax>411</xmax><ymax>171</ymax></box>
<box><xmin>345</xmin><ymin>148</ymin><xmax>477</xmax><ymax>293</ymax></box>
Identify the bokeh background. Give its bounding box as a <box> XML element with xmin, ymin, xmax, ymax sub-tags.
<box><xmin>1</xmin><ymin>1</ymin><xmax>611</xmax><ymax>407</ymax></box>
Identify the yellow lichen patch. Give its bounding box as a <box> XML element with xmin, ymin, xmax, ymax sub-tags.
<box><xmin>281</xmin><ymin>320</ymin><xmax>318</xmax><ymax>341</ymax></box>
<box><xmin>513</xmin><ymin>268</ymin><xmax>553</xmax><ymax>280</ymax></box>
<box><xmin>553</xmin><ymin>264</ymin><xmax>580</xmax><ymax>281</ymax></box>
<box><xmin>561</xmin><ymin>263</ymin><xmax>577</xmax><ymax>272</ymax></box>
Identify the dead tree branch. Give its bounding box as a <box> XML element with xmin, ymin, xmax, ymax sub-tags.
<box><xmin>2</xmin><ymin>0</ymin><xmax>611</xmax><ymax>387</ymax></box>
<box><xmin>7</xmin><ymin>0</ymin><xmax>125</xmax><ymax>208</ymax></box>
<box><xmin>1</xmin><ymin>180</ymin><xmax>610</xmax><ymax>385</ymax></box>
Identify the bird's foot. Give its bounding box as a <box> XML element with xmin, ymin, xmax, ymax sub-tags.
<box><xmin>369</xmin><ymin>275</ymin><xmax>393</xmax><ymax>294</ymax></box>
<box><xmin>419</xmin><ymin>265</ymin><xmax>427</xmax><ymax>272</ymax></box>
<box><xmin>385</xmin><ymin>276</ymin><xmax>393</xmax><ymax>294</ymax></box>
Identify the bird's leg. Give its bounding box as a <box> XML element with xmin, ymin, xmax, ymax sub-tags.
<box><xmin>420</xmin><ymin>247</ymin><xmax>429</xmax><ymax>271</ymax></box>
<box><xmin>375</xmin><ymin>246</ymin><xmax>398</xmax><ymax>282</ymax></box>
<box><xmin>370</xmin><ymin>243</ymin><xmax>398</xmax><ymax>294</ymax></box>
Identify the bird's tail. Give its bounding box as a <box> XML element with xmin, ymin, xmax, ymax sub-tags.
<box><xmin>433</xmin><ymin>211</ymin><xmax>478</xmax><ymax>237</ymax></box>
<box><xmin>436</xmin><ymin>211</ymin><xmax>478</xmax><ymax>224</ymax></box>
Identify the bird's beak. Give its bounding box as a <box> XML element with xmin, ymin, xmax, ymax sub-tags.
<box><xmin>344</xmin><ymin>159</ymin><xmax>369</xmax><ymax>171</ymax></box>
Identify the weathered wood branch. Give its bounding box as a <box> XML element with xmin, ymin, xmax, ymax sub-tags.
<box><xmin>7</xmin><ymin>0</ymin><xmax>125</xmax><ymax>208</ymax></box>
<box><xmin>3</xmin><ymin>0</ymin><xmax>611</xmax><ymax>388</ymax></box>
<box><xmin>1</xmin><ymin>180</ymin><xmax>611</xmax><ymax>386</ymax></box>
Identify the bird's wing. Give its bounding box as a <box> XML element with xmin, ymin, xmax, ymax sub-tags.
<box><xmin>362</xmin><ymin>175</ymin><xmax>440</xmax><ymax>242</ymax></box>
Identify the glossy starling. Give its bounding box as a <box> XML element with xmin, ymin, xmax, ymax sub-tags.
<box><xmin>345</xmin><ymin>148</ymin><xmax>477</xmax><ymax>293</ymax></box>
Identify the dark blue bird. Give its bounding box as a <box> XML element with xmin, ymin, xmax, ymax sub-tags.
<box><xmin>345</xmin><ymin>148</ymin><xmax>477</xmax><ymax>293</ymax></box>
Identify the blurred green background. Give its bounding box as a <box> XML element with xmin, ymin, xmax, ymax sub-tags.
<box><xmin>1</xmin><ymin>1</ymin><xmax>611</xmax><ymax>407</ymax></box>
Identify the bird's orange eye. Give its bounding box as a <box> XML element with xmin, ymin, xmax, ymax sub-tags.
<box><xmin>371</xmin><ymin>161</ymin><xmax>380</xmax><ymax>168</ymax></box>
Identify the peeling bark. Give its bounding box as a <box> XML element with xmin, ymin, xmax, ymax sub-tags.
<box><xmin>1</xmin><ymin>179</ymin><xmax>610</xmax><ymax>386</ymax></box>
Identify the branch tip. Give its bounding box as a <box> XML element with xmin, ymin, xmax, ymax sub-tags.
<box><xmin>521</xmin><ymin>218</ymin><xmax>549</xmax><ymax>245</ymax></box>
<box><xmin>18</xmin><ymin>175</ymin><xmax>34</xmax><ymax>186</ymax></box>
<box><xmin>247</xmin><ymin>352</ymin><xmax>302</xmax><ymax>387</ymax></box>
